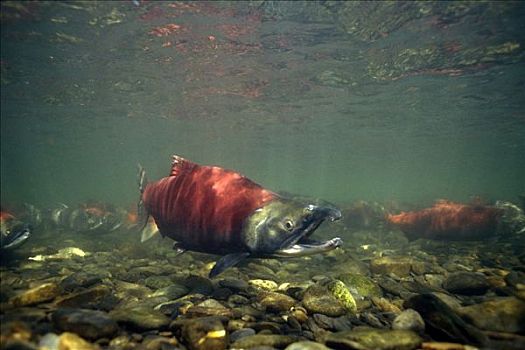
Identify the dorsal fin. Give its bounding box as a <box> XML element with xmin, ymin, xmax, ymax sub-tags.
<box><xmin>170</xmin><ymin>155</ymin><xmax>197</xmax><ymax>177</ymax></box>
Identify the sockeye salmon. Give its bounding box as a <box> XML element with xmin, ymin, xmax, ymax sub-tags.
<box><xmin>137</xmin><ymin>155</ymin><xmax>343</xmax><ymax>277</ymax></box>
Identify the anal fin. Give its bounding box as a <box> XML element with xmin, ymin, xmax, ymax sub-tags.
<box><xmin>140</xmin><ymin>218</ymin><xmax>159</xmax><ymax>242</ymax></box>
<box><xmin>209</xmin><ymin>252</ymin><xmax>250</xmax><ymax>278</ymax></box>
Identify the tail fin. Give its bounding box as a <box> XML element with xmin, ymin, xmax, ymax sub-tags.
<box><xmin>137</xmin><ymin>164</ymin><xmax>152</xmax><ymax>241</ymax></box>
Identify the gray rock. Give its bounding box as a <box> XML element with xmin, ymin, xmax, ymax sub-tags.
<box><xmin>181</xmin><ymin>316</ymin><xmax>227</xmax><ymax>350</ymax></box>
<box><xmin>144</xmin><ymin>275</ymin><xmax>174</xmax><ymax>289</ymax></box>
<box><xmin>218</xmin><ymin>278</ymin><xmax>249</xmax><ymax>291</ymax></box>
<box><xmin>230</xmin><ymin>328</ymin><xmax>256</xmax><ymax>343</ymax></box>
<box><xmin>285</xmin><ymin>341</ymin><xmax>330</xmax><ymax>350</ymax></box>
<box><xmin>443</xmin><ymin>272</ymin><xmax>490</xmax><ymax>295</ymax></box>
<box><xmin>392</xmin><ymin>309</ymin><xmax>425</xmax><ymax>333</ymax></box>
<box><xmin>110</xmin><ymin>305</ymin><xmax>170</xmax><ymax>331</ymax></box>
<box><xmin>10</xmin><ymin>282</ymin><xmax>60</xmax><ymax>306</ymax></box>
<box><xmin>59</xmin><ymin>272</ymin><xmax>103</xmax><ymax>292</ymax></box>
<box><xmin>458</xmin><ymin>297</ymin><xmax>525</xmax><ymax>333</ymax></box>
<box><xmin>232</xmin><ymin>334</ymin><xmax>298</xmax><ymax>349</ymax></box>
<box><xmin>325</xmin><ymin>327</ymin><xmax>423</xmax><ymax>350</ymax></box>
<box><xmin>370</xmin><ymin>256</ymin><xmax>414</xmax><ymax>277</ymax></box>
<box><xmin>52</xmin><ymin>308</ymin><xmax>118</xmax><ymax>340</ymax></box>
<box><xmin>185</xmin><ymin>275</ymin><xmax>214</xmax><ymax>295</ymax></box>
<box><xmin>150</xmin><ymin>284</ymin><xmax>189</xmax><ymax>299</ymax></box>
<box><xmin>54</xmin><ymin>284</ymin><xmax>116</xmax><ymax>310</ymax></box>
<box><xmin>258</xmin><ymin>291</ymin><xmax>297</xmax><ymax>313</ymax></box>
<box><xmin>404</xmin><ymin>293</ymin><xmax>487</xmax><ymax>346</ymax></box>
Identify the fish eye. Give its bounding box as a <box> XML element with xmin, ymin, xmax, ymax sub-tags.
<box><xmin>284</xmin><ymin>220</ymin><xmax>294</xmax><ymax>231</ymax></box>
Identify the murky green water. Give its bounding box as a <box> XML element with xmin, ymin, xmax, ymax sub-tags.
<box><xmin>2</xmin><ymin>3</ymin><xmax>525</xmax><ymax>349</ymax></box>
<box><xmin>2</xmin><ymin>1</ymin><xmax>523</xmax><ymax>209</ymax></box>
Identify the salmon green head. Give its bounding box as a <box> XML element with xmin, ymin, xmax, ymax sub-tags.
<box><xmin>209</xmin><ymin>196</ymin><xmax>343</xmax><ymax>278</ymax></box>
<box><xmin>242</xmin><ymin>197</ymin><xmax>343</xmax><ymax>256</ymax></box>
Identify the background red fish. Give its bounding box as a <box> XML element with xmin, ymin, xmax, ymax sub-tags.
<box><xmin>387</xmin><ymin>200</ymin><xmax>503</xmax><ymax>240</ymax></box>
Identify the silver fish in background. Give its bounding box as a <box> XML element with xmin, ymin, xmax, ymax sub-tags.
<box><xmin>48</xmin><ymin>202</ymin><xmax>129</xmax><ymax>234</ymax></box>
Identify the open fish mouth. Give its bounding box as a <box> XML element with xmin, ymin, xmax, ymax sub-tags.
<box><xmin>272</xmin><ymin>237</ymin><xmax>343</xmax><ymax>257</ymax></box>
<box><xmin>273</xmin><ymin>204</ymin><xmax>343</xmax><ymax>257</ymax></box>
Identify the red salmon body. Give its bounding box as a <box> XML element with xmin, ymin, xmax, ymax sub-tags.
<box><xmin>387</xmin><ymin>200</ymin><xmax>502</xmax><ymax>240</ymax></box>
<box><xmin>142</xmin><ymin>156</ymin><xmax>276</xmax><ymax>253</ymax></box>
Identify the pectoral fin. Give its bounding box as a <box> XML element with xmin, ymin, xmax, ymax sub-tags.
<box><xmin>209</xmin><ymin>252</ymin><xmax>250</xmax><ymax>278</ymax></box>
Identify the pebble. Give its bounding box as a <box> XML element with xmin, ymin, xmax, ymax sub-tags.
<box><xmin>370</xmin><ymin>256</ymin><xmax>414</xmax><ymax>277</ymax></box>
<box><xmin>181</xmin><ymin>316</ymin><xmax>227</xmax><ymax>350</ymax></box>
<box><xmin>52</xmin><ymin>308</ymin><xmax>118</xmax><ymax>340</ymax></box>
<box><xmin>337</xmin><ymin>273</ymin><xmax>382</xmax><ymax>299</ymax></box>
<box><xmin>458</xmin><ymin>297</ymin><xmax>525</xmax><ymax>333</ymax></box>
<box><xmin>59</xmin><ymin>272</ymin><xmax>103</xmax><ymax>292</ymax></box>
<box><xmin>58</xmin><ymin>332</ymin><xmax>100</xmax><ymax>350</ymax></box>
<box><xmin>325</xmin><ymin>327</ymin><xmax>423</xmax><ymax>350</ymax></box>
<box><xmin>10</xmin><ymin>282</ymin><xmax>60</xmax><ymax>307</ymax></box>
<box><xmin>150</xmin><ymin>284</ymin><xmax>189</xmax><ymax>299</ymax></box>
<box><xmin>443</xmin><ymin>272</ymin><xmax>490</xmax><ymax>295</ymax></box>
<box><xmin>230</xmin><ymin>328</ymin><xmax>256</xmax><ymax>343</ymax></box>
<box><xmin>54</xmin><ymin>284</ymin><xmax>114</xmax><ymax>309</ymax></box>
<box><xmin>302</xmin><ymin>284</ymin><xmax>346</xmax><ymax>317</ymax></box>
<box><xmin>110</xmin><ymin>305</ymin><xmax>171</xmax><ymax>331</ymax></box>
<box><xmin>325</xmin><ymin>280</ymin><xmax>357</xmax><ymax>313</ymax></box>
<box><xmin>285</xmin><ymin>341</ymin><xmax>331</xmax><ymax>350</ymax></box>
<box><xmin>249</xmin><ymin>279</ymin><xmax>278</xmax><ymax>291</ymax></box>
<box><xmin>231</xmin><ymin>334</ymin><xmax>298</xmax><ymax>349</ymax></box>
<box><xmin>219</xmin><ymin>278</ymin><xmax>249</xmax><ymax>291</ymax></box>
<box><xmin>258</xmin><ymin>291</ymin><xmax>297</xmax><ymax>312</ymax></box>
<box><xmin>392</xmin><ymin>309</ymin><xmax>425</xmax><ymax>333</ymax></box>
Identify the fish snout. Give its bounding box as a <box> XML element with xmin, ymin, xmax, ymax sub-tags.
<box><xmin>306</xmin><ymin>203</ymin><xmax>342</xmax><ymax>222</ymax></box>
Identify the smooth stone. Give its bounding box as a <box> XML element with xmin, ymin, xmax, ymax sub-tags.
<box><xmin>181</xmin><ymin>316</ymin><xmax>227</xmax><ymax>350</ymax></box>
<box><xmin>458</xmin><ymin>297</ymin><xmax>525</xmax><ymax>333</ymax></box>
<box><xmin>110</xmin><ymin>305</ymin><xmax>170</xmax><ymax>331</ymax></box>
<box><xmin>228</xmin><ymin>294</ymin><xmax>250</xmax><ymax>305</ymax></box>
<box><xmin>184</xmin><ymin>275</ymin><xmax>214</xmax><ymax>295</ymax></box>
<box><xmin>10</xmin><ymin>282</ymin><xmax>60</xmax><ymax>306</ymax></box>
<box><xmin>325</xmin><ymin>280</ymin><xmax>357</xmax><ymax>314</ymax></box>
<box><xmin>313</xmin><ymin>314</ymin><xmax>353</xmax><ymax>331</ymax></box>
<box><xmin>54</xmin><ymin>284</ymin><xmax>114</xmax><ymax>309</ymax></box>
<box><xmin>505</xmin><ymin>270</ymin><xmax>525</xmax><ymax>289</ymax></box>
<box><xmin>219</xmin><ymin>278</ymin><xmax>249</xmax><ymax>291</ymax></box>
<box><xmin>59</xmin><ymin>332</ymin><xmax>100</xmax><ymax>350</ymax></box>
<box><xmin>443</xmin><ymin>272</ymin><xmax>490</xmax><ymax>295</ymax></box>
<box><xmin>419</xmin><ymin>342</ymin><xmax>474</xmax><ymax>350</ymax></box>
<box><xmin>230</xmin><ymin>328</ymin><xmax>256</xmax><ymax>343</ymax></box>
<box><xmin>52</xmin><ymin>308</ymin><xmax>118</xmax><ymax>340</ymax></box>
<box><xmin>404</xmin><ymin>294</ymin><xmax>487</xmax><ymax>346</ymax></box>
<box><xmin>1</xmin><ymin>307</ymin><xmax>48</xmax><ymax>323</ymax></box>
<box><xmin>258</xmin><ymin>292</ymin><xmax>297</xmax><ymax>312</ymax></box>
<box><xmin>337</xmin><ymin>273</ymin><xmax>382</xmax><ymax>299</ymax></box>
<box><xmin>150</xmin><ymin>284</ymin><xmax>189</xmax><ymax>299</ymax></box>
<box><xmin>325</xmin><ymin>327</ymin><xmax>423</xmax><ymax>350</ymax></box>
<box><xmin>392</xmin><ymin>309</ymin><xmax>425</xmax><ymax>333</ymax></box>
<box><xmin>232</xmin><ymin>334</ymin><xmax>298</xmax><ymax>349</ymax></box>
<box><xmin>371</xmin><ymin>297</ymin><xmax>402</xmax><ymax>314</ymax></box>
<box><xmin>249</xmin><ymin>279</ymin><xmax>278</xmax><ymax>291</ymax></box>
<box><xmin>144</xmin><ymin>276</ymin><xmax>174</xmax><ymax>289</ymax></box>
<box><xmin>140</xmin><ymin>335</ymin><xmax>180</xmax><ymax>350</ymax></box>
<box><xmin>378</xmin><ymin>278</ymin><xmax>413</xmax><ymax>299</ymax></box>
<box><xmin>114</xmin><ymin>280</ymin><xmax>153</xmax><ymax>299</ymax></box>
<box><xmin>59</xmin><ymin>272</ymin><xmax>103</xmax><ymax>292</ymax></box>
<box><xmin>302</xmin><ymin>285</ymin><xmax>346</xmax><ymax>317</ymax></box>
<box><xmin>285</xmin><ymin>341</ymin><xmax>331</xmax><ymax>350</ymax></box>
<box><xmin>370</xmin><ymin>256</ymin><xmax>414</xmax><ymax>277</ymax></box>
<box><xmin>184</xmin><ymin>299</ymin><xmax>234</xmax><ymax>318</ymax></box>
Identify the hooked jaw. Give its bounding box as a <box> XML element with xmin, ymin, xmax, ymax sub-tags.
<box><xmin>275</xmin><ymin>203</ymin><xmax>343</xmax><ymax>257</ymax></box>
